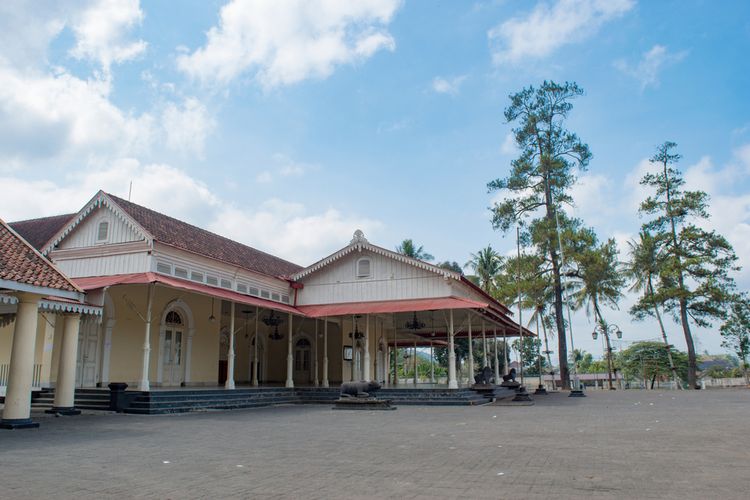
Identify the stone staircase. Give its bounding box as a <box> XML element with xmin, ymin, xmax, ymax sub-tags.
<box><xmin>375</xmin><ymin>387</ymin><xmax>490</xmax><ymax>406</ymax></box>
<box><xmin>31</xmin><ymin>388</ymin><xmax>111</xmax><ymax>411</ymax></box>
<box><xmin>123</xmin><ymin>388</ymin><xmax>299</xmax><ymax>414</ymax></box>
<box><xmin>26</xmin><ymin>385</ymin><xmax>507</xmax><ymax>415</ymax></box>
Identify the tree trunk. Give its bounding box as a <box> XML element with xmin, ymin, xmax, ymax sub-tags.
<box><xmin>648</xmin><ymin>278</ymin><xmax>681</xmax><ymax>390</ymax></box>
<box><xmin>679</xmin><ymin>298</ymin><xmax>697</xmax><ymax>388</ymax></box>
<box><xmin>593</xmin><ymin>298</ymin><xmax>614</xmax><ymax>390</ymax></box>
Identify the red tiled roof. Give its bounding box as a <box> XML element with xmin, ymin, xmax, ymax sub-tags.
<box><xmin>0</xmin><ymin>218</ymin><xmax>82</xmax><ymax>294</ymax></box>
<box><xmin>106</xmin><ymin>193</ymin><xmax>303</xmax><ymax>278</ymax></box>
<box><xmin>9</xmin><ymin>213</ymin><xmax>75</xmax><ymax>251</ymax></box>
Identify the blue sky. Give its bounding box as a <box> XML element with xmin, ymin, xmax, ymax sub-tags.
<box><xmin>1</xmin><ymin>0</ymin><xmax>749</xmax><ymax>357</ymax></box>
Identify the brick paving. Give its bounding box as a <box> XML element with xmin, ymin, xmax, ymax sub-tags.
<box><xmin>1</xmin><ymin>389</ymin><xmax>748</xmax><ymax>499</ymax></box>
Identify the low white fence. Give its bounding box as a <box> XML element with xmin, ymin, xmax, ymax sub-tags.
<box><xmin>0</xmin><ymin>363</ymin><xmax>43</xmax><ymax>396</ymax></box>
<box><xmin>701</xmin><ymin>377</ymin><xmax>748</xmax><ymax>388</ymax></box>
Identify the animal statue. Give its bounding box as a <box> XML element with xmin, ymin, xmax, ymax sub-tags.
<box><xmin>340</xmin><ymin>381</ymin><xmax>381</xmax><ymax>398</ymax></box>
<box><xmin>474</xmin><ymin>366</ymin><xmax>494</xmax><ymax>385</ymax></box>
<box><xmin>502</xmin><ymin>368</ymin><xmax>517</xmax><ymax>383</ymax></box>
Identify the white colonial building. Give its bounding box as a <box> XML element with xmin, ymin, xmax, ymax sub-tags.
<box><xmin>1</xmin><ymin>190</ymin><xmax>524</xmax><ymax>424</ymax></box>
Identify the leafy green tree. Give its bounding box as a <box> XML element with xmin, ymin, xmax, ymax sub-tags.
<box><xmin>639</xmin><ymin>141</ymin><xmax>739</xmax><ymax>388</ymax></box>
<box><xmin>512</xmin><ymin>337</ymin><xmax>544</xmax><ymax>375</ymax></box>
<box><xmin>720</xmin><ymin>295</ymin><xmax>750</xmax><ymax>385</ymax></box>
<box><xmin>488</xmin><ymin>81</ymin><xmax>592</xmax><ymax>389</ymax></box>
<box><xmin>465</xmin><ymin>246</ymin><xmax>503</xmax><ymax>293</ymax></box>
<box><xmin>395</xmin><ymin>239</ymin><xmax>434</xmax><ymax>261</ymax></box>
<box><xmin>625</xmin><ymin>231</ymin><xmax>682</xmax><ymax>388</ymax></box>
<box><xmin>619</xmin><ymin>341</ymin><xmax>689</xmax><ymax>388</ymax></box>
<box><xmin>568</xmin><ymin>237</ymin><xmax>626</xmax><ymax>389</ymax></box>
<box><xmin>436</xmin><ymin>260</ymin><xmax>464</xmax><ymax>274</ymax></box>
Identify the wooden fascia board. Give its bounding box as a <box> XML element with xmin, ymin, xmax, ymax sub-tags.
<box><xmin>49</xmin><ymin>240</ymin><xmax>152</xmax><ymax>260</ymax></box>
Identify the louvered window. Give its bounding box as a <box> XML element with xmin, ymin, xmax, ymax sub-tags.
<box><xmin>249</xmin><ymin>287</ymin><xmax>259</xmax><ymax>296</ymax></box>
<box><xmin>97</xmin><ymin>221</ymin><xmax>109</xmax><ymax>241</ymax></box>
<box><xmin>156</xmin><ymin>262</ymin><xmax>171</xmax><ymax>274</ymax></box>
<box><xmin>220</xmin><ymin>279</ymin><xmax>232</xmax><ymax>289</ymax></box>
<box><xmin>190</xmin><ymin>272</ymin><xmax>203</xmax><ymax>282</ymax></box>
<box><xmin>237</xmin><ymin>284</ymin><xmax>248</xmax><ymax>294</ymax></box>
<box><xmin>174</xmin><ymin>267</ymin><xmax>188</xmax><ymax>279</ymax></box>
<box><xmin>206</xmin><ymin>275</ymin><xmax>218</xmax><ymax>286</ymax></box>
<box><xmin>260</xmin><ymin>290</ymin><xmax>270</xmax><ymax>299</ymax></box>
<box><xmin>356</xmin><ymin>258</ymin><xmax>371</xmax><ymax>278</ymax></box>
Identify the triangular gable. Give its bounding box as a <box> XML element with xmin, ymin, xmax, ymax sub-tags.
<box><xmin>42</xmin><ymin>190</ymin><xmax>153</xmax><ymax>255</ymax></box>
<box><xmin>291</xmin><ymin>230</ymin><xmax>463</xmax><ymax>282</ymax></box>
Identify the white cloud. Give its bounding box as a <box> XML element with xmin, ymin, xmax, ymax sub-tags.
<box><xmin>431</xmin><ymin>75</ymin><xmax>467</xmax><ymax>95</ymax></box>
<box><xmin>177</xmin><ymin>0</ymin><xmax>401</xmax><ymax>88</ymax></box>
<box><xmin>567</xmin><ymin>171</ymin><xmax>614</xmax><ymax>225</ymax></box>
<box><xmin>162</xmin><ymin>97</ymin><xmax>216</xmax><ymax>157</ymax></box>
<box><xmin>0</xmin><ymin>61</ymin><xmax>155</xmax><ymax>164</ymax></box>
<box><xmin>488</xmin><ymin>0</ymin><xmax>634</xmax><ymax>64</ymax></box>
<box><xmin>2</xmin><ymin>162</ymin><xmax>383</xmax><ymax>266</ymax></box>
<box><xmin>614</xmin><ymin>44</ymin><xmax>688</xmax><ymax>90</ymax></box>
<box><xmin>256</xmin><ymin>171</ymin><xmax>272</xmax><ymax>183</ymax></box>
<box><xmin>500</xmin><ymin>132</ymin><xmax>517</xmax><ymax>155</ymax></box>
<box><xmin>210</xmin><ymin>200</ymin><xmax>383</xmax><ymax>265</ymax></box>
<box><xmin>68</xmin><ymin>0</ymin><xmax>147</xmax><ymax>71</ymax></box>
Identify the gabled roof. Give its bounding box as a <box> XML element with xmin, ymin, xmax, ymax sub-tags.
<box><xmin>0</xmin><ymin>218</ymin><xmax>83</xmax><ymax>300</ymax></box>
<box><xmin>9</xmin><ymin>213</ymin><xmax>75</xmax><ymax>251</ymax></box>
<box><xmin>292</xmin><ymin>230</ymin><xmax>462</xmax><ymax>281</ymax></box>
<box><xmin>41</xmin><ymin>191</ymin><xmax>303</xmax><ymax>279</ymax></box>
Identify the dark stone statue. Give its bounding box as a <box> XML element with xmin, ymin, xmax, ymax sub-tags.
<box><xmin>502</xmin><ymin>368</ymin><xmax>517</xmax><ymax>383</ymax></box>
<box><xmin>473</xmin><ymin>366</ymin><xmax>494</xmax><ymax>385</ymax></box>
<box><xmin>340</xmin><ymin>381</ymin><xmax>381</xmax><ymax>398</ymax></box>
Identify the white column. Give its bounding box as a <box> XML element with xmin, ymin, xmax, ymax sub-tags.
<box><xmin>503</xmin><ymin>328</ymin><xmax>508</xmax><ymax>376</ymax></box>
<box><xmin>430</xmin><ymin>340</ymin><xmax>435</xmax><ymax>383</ymax></box>
<box><xmin>285</xmin><ymin>313</ymin><xmax>294</xmax><ymax>388</ymax></box>
<box><xmin>183</xmin><ymin>328</ymin><xmax>194</xmax><ymax>385</ymax></box>
<box><xmin>225</xmin><ymin>302</ymin><xmax>236</xmax><ymax>389</ymax></box>
<box><xmin>252</xmin><ymin>306</ymin><xmax>259</xmax><ymax>386</ymax></box>
<box><xmin>139</xmin><ymin>284</ymin><xmax>154</xmax><ymax>392</ymax></box>
<box><xmin>448</xmin><ymin>309</ymin><xmax>458</xmax><ymax>389</ymax></box>
<box><xmin>413</xmin><ymin>339</ymin><xmax>418</xmax><ymax>386</ymax></box>
<box><xmin>51</xmin><ymin>314</ymin><xmax>81</xmax><ymax>414</ymax></box>
<box><xmin>1</xmin><ymin>293</ymin><xmax>42</xmax><ymax>428</ymax></box>
<box><xmin>39</xmin><ymin>313</ymin><xmax>55</xmax><ymax>387</ymax></box>
<box><xmin>363</xmin><ymin>314</ymin><xmax>371</xmax><ymax>381</ymax></box>
<box><xmin>313</xmin><ymin>319</ymin><xmax>319</xmax><ymax>386</ymax></box>
<box><xmin>100</xmin><ymin>318</ymin><xmax>115</xmax><ymax>385</ymax></box>
<box><xmin>494</xmin><ymin>327</ymin><xmax>501</xmax><ymax>383</ymax></box>
<box><xmin>467</xmin><ymin>314</ymin><xmax>474</xmax><ymax>383</ymax></box>
<box><xmin>322</xmin><ymin>317</ymin><xmax>329</xmax><ymax>387</ymax></box>
<box><xmin>482</xmin><ymin>322</ymin><xmax>487</xmax><ymax>367</ymax></box>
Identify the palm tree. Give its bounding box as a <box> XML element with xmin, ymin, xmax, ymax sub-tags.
<box><xmin>465</xmin><ymin>246</ymin><xmax>503</xmax><ymax>293</ymax></box>
<box><xmin>396</xmin><ymin>239</ymin><xmax>433</xmax><ymax>261</ymax></box>
<box><xmin>625</xmin><ymin>231</ymin><xmax>681</xmax><ymax>389</ymax></box>
<box><xmin>568</xmin><ymin>238</ymin><xmax>625</xmax><ymax>389</ymax></box>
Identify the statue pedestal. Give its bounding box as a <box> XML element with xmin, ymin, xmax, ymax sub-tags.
<box><xmin>512</xmin><ymin>386</ymin><xmax>533</xmax><ymax>402</ymax></box>
<box><xmin>500</xmin><ymin>381</ymin><xmax>521</xmax><ymax>390</ymax></box>
<box><xmin>333</xmin><ymin>397</ymin><xmax>396</xmax><ymax>411</ymax></box>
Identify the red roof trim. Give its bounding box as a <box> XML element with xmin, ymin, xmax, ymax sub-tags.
<box><xmin>73</xmin><ymin>272</ymin><xmax>299</xmax><ymax>315</ymax></box>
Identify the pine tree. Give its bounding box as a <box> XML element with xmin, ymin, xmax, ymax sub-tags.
<box><xmin>488</xmin><ymin>81</ymin><xmax>591</xmax><ymax>390</ymax></box>
<box><xmin>639</xmin><ymin>141</ymin><xmax>739</xmax><ymax>388</ymax></box>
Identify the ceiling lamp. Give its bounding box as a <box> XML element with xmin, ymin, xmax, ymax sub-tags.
<box><xmin>348</xmin><ymin>315</ymin><xmax>364</xmax><ymax>340</ymax></box>
<box><xmin>405</xmin><ymin>312</ymin><xmax>425</xmax><ymax>331</ymax></box>
<box><xmin>263</xmin><ymin>311</ymin><xmax>284</xmax><ymax>340</ymax></box>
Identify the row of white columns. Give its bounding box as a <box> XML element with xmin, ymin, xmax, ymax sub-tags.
<box><xmin>1</xmin><ymin>293</ymin><xmax>83</xmax><ymax>429</ymax></box>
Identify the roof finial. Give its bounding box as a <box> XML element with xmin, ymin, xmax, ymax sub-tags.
<box><xmin>351</xmin><ymin>229</ymin><xmax>367</xmax><ymax>244</ymax></box>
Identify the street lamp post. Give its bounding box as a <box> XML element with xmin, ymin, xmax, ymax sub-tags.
<box><xmin>592</xmin><ymin>323</ymin><xmax>622</xmax><ymax>390</ymax></box>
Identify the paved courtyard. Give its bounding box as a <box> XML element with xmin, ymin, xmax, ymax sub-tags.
<box><xmin>1</xmin><ymin>389</ymin><xmax>748</xmax><ymax>499</ymax></box>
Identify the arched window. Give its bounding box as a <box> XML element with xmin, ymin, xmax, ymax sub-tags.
<box><xmin>356</xmin><ymin>257</ymin><xmax>371</xmax><ymax>278</ymax></box>
<box><xmin>296</xmin><ymin>338</ymin><xmax>311</xmax><ymax>348</ymax></box>
<box><xmin>97</xmin><ymin>220</ymin><xmax>109</xmax><ymax>242</ymax></box>
<box><xmin>165</xmin><ymin>311</ymin><xmax>183</xmax><ymax>325</ymax></box>
<box><xmin>294</xmin><ymin>338</ymin><xmax>311</xmax><ymax>371</ymax></box>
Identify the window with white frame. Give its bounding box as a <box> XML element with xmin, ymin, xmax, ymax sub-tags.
<box><xmin>356</xmin><ymin>257</ymin><xmax>371</xmax><ymax>278</ymax></box>
<box><xmin>97</xmin><ymin>220</ymin><xmax>109</xmax><ymax>242</ymax></box>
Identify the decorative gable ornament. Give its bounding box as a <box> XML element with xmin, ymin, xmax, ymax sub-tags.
<box><xmin>350</xmin><ymin>229</ymin><xmax>368</xmax><ymax>245</ymax></box>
